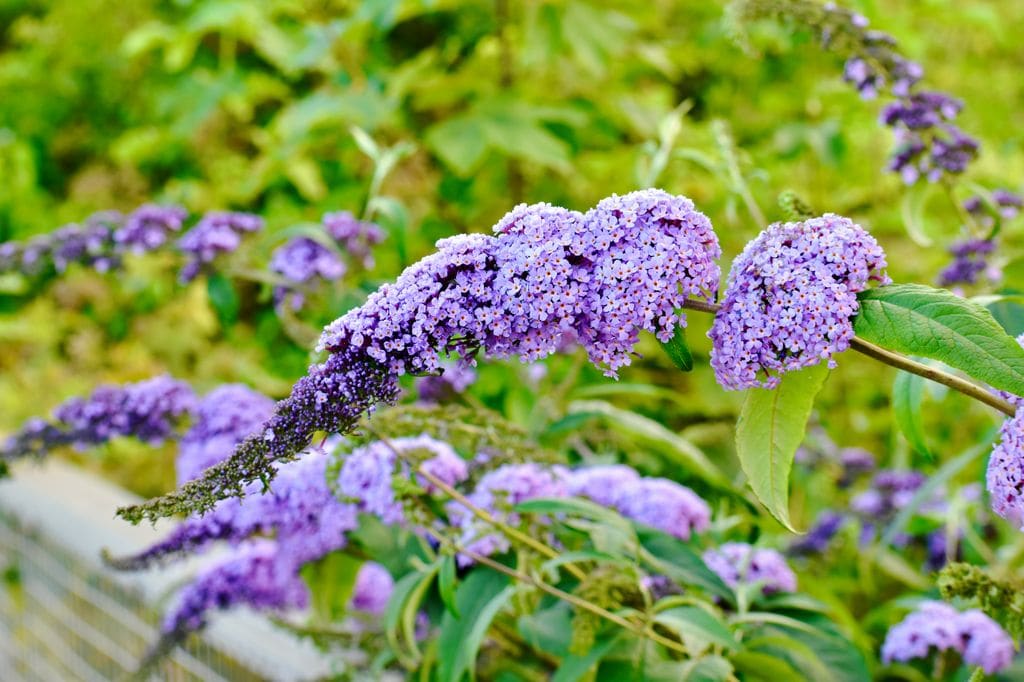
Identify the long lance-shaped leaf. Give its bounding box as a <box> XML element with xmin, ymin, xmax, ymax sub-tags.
<box><xmin>736</xmin><ymin>364</ymin><xmax>829</xmax><ymax>531</ymax></box>
<box><xmin>854</xmin><ymin>284</ymin><xmax>1024</xmax><ymax>396</ymax></box>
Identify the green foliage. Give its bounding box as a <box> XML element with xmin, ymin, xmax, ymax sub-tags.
<box><xmin>855</xmin><ymin>284</ymin><xmax>1024</xmax><ymax>396</ymax></box>
<box><xmin>736</xmin><ymin>363</ymin><xmax>830</xmax><ymax>530</ymax></box>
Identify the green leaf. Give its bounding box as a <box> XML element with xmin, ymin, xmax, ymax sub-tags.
<box><xmin>385</xmin><ymin>562</ymin><xmax>440</xmax><ymax>667</ymax></box>
<box><xmin>517</xmin><ymin>602</ymin><xmax>574</xmax><ymax>657</ymax></box>
<box><xmin>636</xmin><ymin>527</ymin><xmax>733</xmax><ymax>601</ymax></box>
<box><xmin>654</xmin><ymin>606</ymin><xmax>738</xmax><ymax>652</ymax></box>
<box><xmin>438</xmin><ymin>555</ymin><xmax>459</xmax><ymax>618</ymax></box>
<box><xmin>680</xmin><ymin>655</ymin><xmax>734</xmax><ymax>682</ymax></box>
<box><xmin>299</xmin><ymin>552</ymin><xmax>363</xmax><ymax>622</ymax></box>
<box><xmin>735</xmin><ymin>364</ymin><xmax>829</xmax><ymax>531</ymax></box>
<box><xmin>729</xmin><ymin>651</ymin><xmax>802</xmax><ymax>681</ymax></box>
<box><xmin>892</xmin><ymin>370</ymin><xmax>931</xmax><ymax>458</ymax></box>
<box><xmin>437</xmin><ymin>568</ymin><xmax>512</xmax><ymax>682</ymax></box>
<box><xmin>206</xmin><ymin>273</ymin><xmax>239</xmax><ymax>326</ymax></box>
<box><xmin>660</xmin><ymin>324</ymin><xmax>694</xmax><ymax>372</ymax></box>
<box><xmin>854</xmin><ymin>284</ymin><xmax>1024</xmax><ymax>396</ymax></box>
<box><xmin>567</xmin><ymin>400</ymin><xmax>730</xmax><ymax>488</ymax></box>
<box><xmin>425</xmin><ymin>116</ymin><xmax>490</xmax><ymax>176</ymax></box>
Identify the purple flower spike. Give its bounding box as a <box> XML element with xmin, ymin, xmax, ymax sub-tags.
<box><xmin>176</xmin><ymin>385</ymin><xmax>276</xmax><ymax>485</ymax></box>
<box><xmin>270</xmin><ymin>237</ymin><xmax>346</xmax><ymax>311</ymax></box>
<box><xmin>114</xmin><ymin>204</ymin><xmax>188</xmax><ymax>255</ymax></box>
<box><xmin>708</xmin><ymin>214</ymin><xmax>889</xmax><ymax>390</ymax></box>
<box><xmin>616</xmin><ymin>477</ymin><xmax>710</xmax><ymax>540</ymax></box>
<box><xmin>323</xmin><ymin>211</ymin><xmax>384</xmax><ymax>268</ymax></box>
<box><xmin>162</xmin><ymin>541</ymin><xmax>309</xmax><ymax>635</ymax></box>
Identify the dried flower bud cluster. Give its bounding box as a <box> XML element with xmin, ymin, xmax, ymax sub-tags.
<box><xmin>709</xmin><ymin>214</ymin><xmax>889</xmax><ymax>389</ymax></box>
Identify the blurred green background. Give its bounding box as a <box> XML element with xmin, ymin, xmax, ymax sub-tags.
<box><xmin>1</xmin><ymin>0</ymin><xmax>1022</xmax><ymax>499</ymax></box>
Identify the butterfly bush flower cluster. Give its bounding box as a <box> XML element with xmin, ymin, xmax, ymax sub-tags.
<box><xmin>702</xmin><ymin>542</ymin><xmax>796</xmax><ymax>594</ymax></box>
<box><xmin>937</xmin><ymin>238</ymin><xmax>999</xmax><ymax>289</ymax></box>
<box><xmin>789</xmin><ymin>511</ymin><xmax>847</xmax><ymax>556</ymax></box>
<box><xmin>176</xmin><ymin>385</ymin><xmax>276</xmax><ymax>485</ymax></box>
<box><xmin>323</xmin><ymin>210</ymin><xmax>385</xmax><ymax>269</ymax></box>
<box><xmin>965</xmin><ymin>189</ymin><xmax>1023</xmax><ymax>225</ymax></box>
<box><xmin>452</xmin><ymin>463</ymin><xmax>711</xmax><ymax>565</ymax></box>
<box><xmin>820</xmin><ymin>4</ymin><xmax>978</xmax><ymax>183</ymax></box>
<box><xmin>0</xmin><ymin>376</ymin><xmax>195</xmax><ymax>472</ymax></box>
<box><xmin>113</xmin><ymin>204</ymin><xmax>189</xmax><ymax>254</ymax></box>
<box><xmin>337</xmin><ymin>435</ymin><xmax>470</xmax><ymax>526</ymax></box>
<box><xmin>415</xmin><ymin>361</ymin><xmax>477</xmax><ymax>404</ymax></box>
<box><xmin>0</xmin><ymin>211</ymin><xmax>123</xmax><ymax>277</ymax></box>
<box><xmin>177</xmin><ymin>211</ymin><xmax>264</xmax><ymax>283</ymax></box>
<box><xmin>125</xmin><ymin>190</ymin><xmax>720</xmax><ymax>524</ymax></box>
<box><xmin>271</xmin><ymin>213</ymin><xmax>385</xmax><ymax>311</ymax></box>
<box><xmin>988</xmin><ymin>343</ymin><xmax>1024</xmax><ymax>532</ymax></box>
<box><xmin>881</xmin><ymin>601</ymin><xmax>1015</xmax><ymax>675</ymax></box>
<box><xmin>709</xmin><ymin>214</ymin><xmax>889</xmax><ymax>389</ymax></box>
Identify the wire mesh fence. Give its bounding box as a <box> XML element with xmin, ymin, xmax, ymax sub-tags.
<box><xmin>0</xmin><ymin>461</ymin><xmax>345</xmax><ymax>682</ymax></box>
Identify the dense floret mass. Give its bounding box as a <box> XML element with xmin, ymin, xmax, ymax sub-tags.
<box><xmin>161</xmin><ymin>540</ymin><xmax>309</xmax><ymax>635</ymax></box>
<box><xmin>119</xmin><ymin>190</ymin><xmax>721</xmax><ymax>524</ymax></box>
<box><xmin>114</xmin><ymin>204</ymin><xmax>188</xmax><ymax>254</ymax></box>
<box><xmin>987</xmin><ymin>412</ymin><xmax>1024</xmax><ymax>531</ymax></box>
<box><xmin>881</xmin><ymin>601</ymin><xmax>1015</xmax><ymax>674</ymax></box>
<box><xmin>708</xmin><ymin>214</ymin><xmax>889</xmax><ymax>389</ymax></box>
<box><xmin>177</xmin><ymin>211</ymin><xmax>264</xmax><ymax>283</ymax></box>
<box><xmin>702</xmin><ymin>543</ymin><xmax>796</xmax><ymax>594</ymax></box>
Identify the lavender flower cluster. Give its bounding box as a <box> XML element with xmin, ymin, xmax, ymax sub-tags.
<box><xmin>0</xmin><ymin>211</ymin><xmax>124</xmax><ymax>277</ymax></box>
<box><xmin>819</xmin><ymin>5</ymin><xmax>978</xmax><ymax>183</ymax></box>
<box><xmin>323</xmin><ymin>210</ymin><xmax>385</xmax><ymax>269</ymax></box>
<box><xmin>338</xmin><ymin>435</ymin><xmax>470</xmax><ymax>526</ymax></box>
<box><xmin>452</xmin><ymin>463</ymin><xmax>711</xmax><ymax>564</ymax></box>
<box><xmin>176</xmin><ymin>385</ymin><xmax>276</xmax><ymax>485</ymax></box>
<box><xmin>708</xmin><ymin>214</ymin><xmax>889</xmax><ymax>389</ymax></box>
<box><xmin>937</xmin><ymin>238</ymin><xmax>998</xmax><ymax>289</ymax></box>
<box><xmin>1</xmin><ymin>376</ymin><xmax>195</xmax><ymax>472</ymax></box>
<box><xmin>988</xmin><ymin>360</ymin><xmax>1024</xmax><ymax>532</ymax></box>
<box><xmin>965</xmin><ymin>189</ymin><xmax>1023</xmax><ymax>225</ymax></box>
<box><xmin>124</xmin><ymin>190</ymin><xmax>721</xmax><ymax>524</ymax></box>
<box><xmin>114</xmin><ymin>204</ymin><xmax>189</xmax><ymax>254</ymax></box>
<box><xmin>702</xmin><ymin>542</ymin><xmax>796</xmax><ymax>594</ymax></box>
<box><xmin>881</xmin><ymin>601</ymin><xmax>1014</xmax><ymax>675</ymax></box>
<box><xmin>271</xmin><ymin>212</ymin><xmax>386</xmax><ymax>311</ymax></box>
<box><xmin>177</xmin><ymin>211</ymin><xmax>264</xmax><ymax>283</ymax></box>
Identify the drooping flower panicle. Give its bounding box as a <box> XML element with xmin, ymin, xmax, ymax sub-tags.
<box><xmin>1</xmin><ymin>376</ymin><xmax>195</xmax><ymax>472</ymax></box>
<box><xmin>120</xmin><ymin>190</ymin><xmax>721</xmax><ymax>523</ymax></box>
<box><xmin>709</xmin><ymin>214</ymin><xmax>889</xmax><ymax>389</ymax></box>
